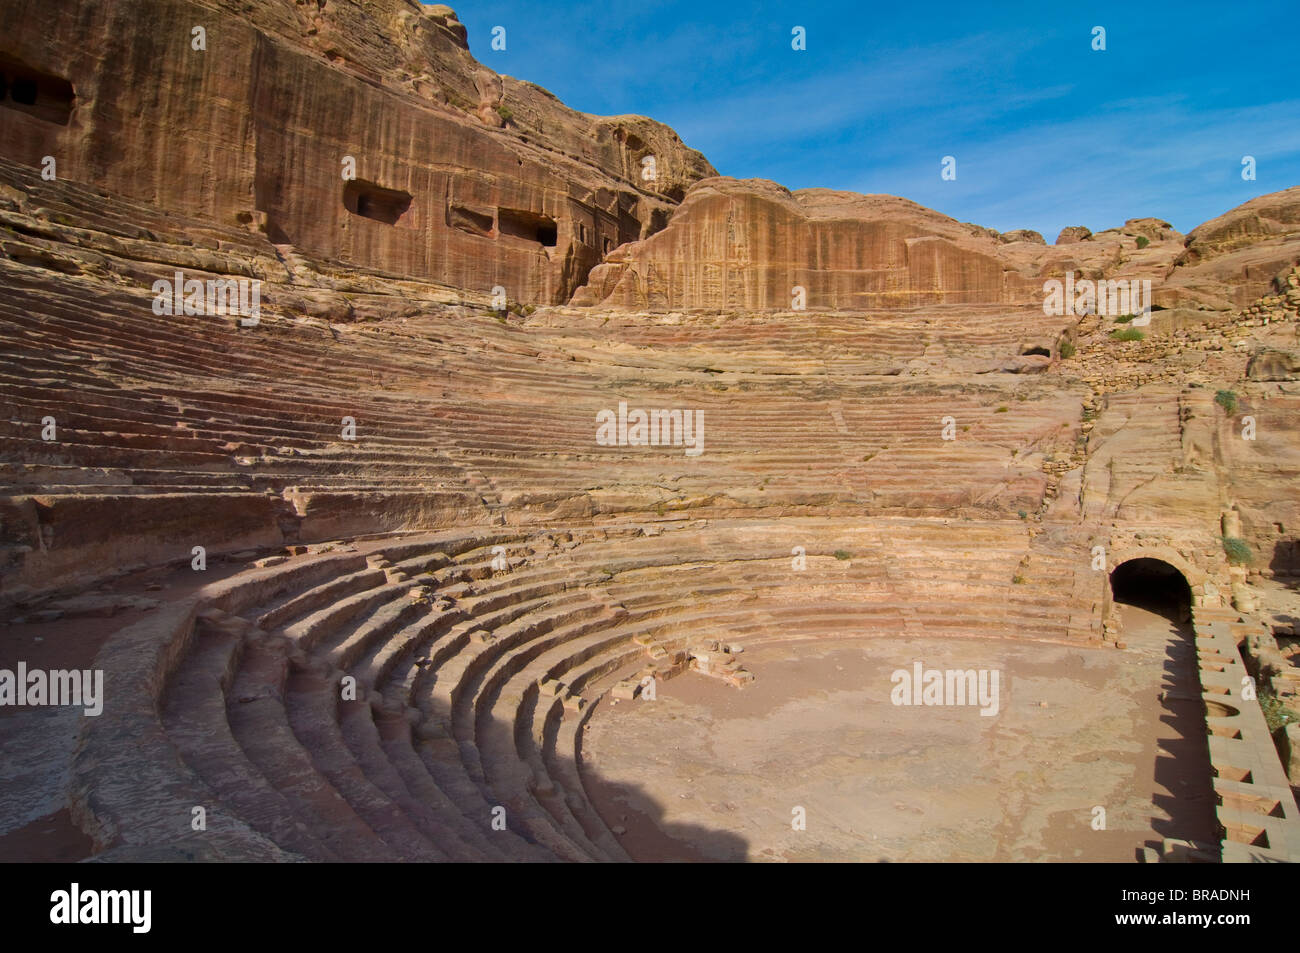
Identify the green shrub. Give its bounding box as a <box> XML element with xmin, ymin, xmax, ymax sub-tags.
<box><xmin>1110</xmin><ymin>327</ymin><xmax>1145</xmax><ymax>341</ymax></box>
<box><xmin>1113</xmin><ymin>313</ymin><xmax>1135</xmax><ymax>324</ymax></box>
<box><xmin>1017</xmin><ymin>510</ymin><xmax>1028</xmax><ymax>519</ymax></box>
<box><xmin>1059</xmin><ymin>339</ymin><xmax>1076</xmax><ymax>359</ymax></box>
<box><xmin>1012</xmin><ymin>574</ymin><xmax>1026</xmax><ymax>585</ymax></box>
<box><xmin>833</xmin><ymin>549</ymin><xmax>851</xmax><ymax>561</ymax></box>
<box><xmin>995</xmin><ymin>405</ymin><xmax>1009</xmax><ymax>413</ymax></box>
<box><xmin>1214</xmin><ymin>389</ymin><xmax>1238</xmax><ymax>415</ymax></box>
<box><xmin>1260</xmin><ymin>691</ymin><xmax>1292</xmax><ymax>733</ymax></box>
<box><xmin>1135</xmin><ymin>236</ymin><xmax>1150</xmax><ymax>249</ymax></box>
<box><xmin>496</xmin><ymin>104</ymin><xmax>513</xmax><ymax>122</ymax></box>
<box><xmin>1221</xmin><ymin>536</ymin><xmax>1252</xmax><ymax>565</ymax></box>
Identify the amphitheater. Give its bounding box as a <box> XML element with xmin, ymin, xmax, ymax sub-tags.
<box><xmin>2</xmin><ymin>0</ymin><xmax>1300</xmax><ymax>863</ymax></box>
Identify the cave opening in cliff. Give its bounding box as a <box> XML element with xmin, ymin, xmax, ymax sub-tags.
<box><xmin>1270</xmin><ymin>536</ymin><xmax>1300</xmax><ymax>576</ymax></box>
<box><xmin>1110</xmin><ymin>558</ymin><xmax>1192</xmax><ymax>623</ymax></box>
<box><xmin>1021</xmin><ymin>346</ymin><xmax>1051</xmax><ymax>357</ymax></box>
<box><xmin>0</xmin><ymin>55</ymin><xmax>74</xmax><ymax>125</ymax></box>
<box><xmin>498</xmin><ymin>208</ymin><xmax>557</xmax><ymax>247</ymax></box>
<box><xmin>343</xmin><ymin>180</ymin><xmax>412</xmax><ymax>225</ymax></box>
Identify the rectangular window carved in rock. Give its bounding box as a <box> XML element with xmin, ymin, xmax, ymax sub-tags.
<box><xmin>498</xmin><ymin>208</ymin><xmax>557</xmax><ymax>247</ymax></box>
<box><xmin>343</xmin><ymin>180</ymin><xmax>413</xmax><ymax>225</ymax></box>
<box><xmin>0</xmin><ymin>55</ymin><xmax>74</xmax><ymax>125</ymax></box>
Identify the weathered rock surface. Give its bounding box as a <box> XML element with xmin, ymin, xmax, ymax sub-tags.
<box><xmin>1055</xmin><ymin>226</ymin><xmax>1093</xmax><ymax>245</ymax></box>
<box><xmin>1183</xmin><ymin>186</ymin><xmax>1300</xmax><ymax>261</ymax></box>
<box><xmin>571</xmin><ymin>175</ymin><xmax>1300</xmax><ymax>318</ymax></box>
<box><xmin>0</xmin><ymin>0</ymin><xmax>714</xmax><ymax>304</ymax></box>
<box><xmin>1156</xmin><ymin>186</ymin><xmax>1300</xmax><ymax>311</ymax></box>
<box><xmin>1246</xmin><ymin>346</ymin><xmax>1300</xmax><ymax>381</ymax></box>
<box><xmin>572</xmin><ymin>177</ymin><xmax>1047</xmax><ymax>310</ymax></box>
<box><xmin>1090</xmin><ymin>218</ymin><xmax>1184</xmax><ymax>245</ymax></box>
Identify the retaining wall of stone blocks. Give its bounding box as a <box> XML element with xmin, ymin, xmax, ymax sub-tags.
<box><xmin>1194</xmin><ymin>606</ymin><xmax>1300</xmax><ymax>862</ymax></box>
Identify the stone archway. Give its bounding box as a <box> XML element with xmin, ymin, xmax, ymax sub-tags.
<box><xmin>1109</xmin><ymin>557</ymin><xmax>1193</xmax><ymax>623</ymax></box>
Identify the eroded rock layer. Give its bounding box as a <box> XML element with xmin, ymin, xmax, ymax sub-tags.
<box><xmin>0</xmin><ymin>0</ymin><xmax>714</xmax><ymax>305</ymax></box>
<box><xmin>574</xmin><ymin>177</ymin><xmax>1300</xmax><ymax>317</ymax></box>
<box><xmin>573</xmin><ymin>178</ymin><xmax>1049</xmax><ymax>310</ymax></box>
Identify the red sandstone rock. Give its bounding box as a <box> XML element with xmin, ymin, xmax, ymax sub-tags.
<box><xmin>1246</xmin><ymin>346</ymin><xmax>1300</xmax><ymax>380</ymax></box>
<box><xmin>572</xmin><ymin>177</ymin><xmax>1047</xmax><ymax>310</ymax></box>
<box><xmin>1155</xmin><ymin>187</ymin><xmax>1300</xmax><ymax>310</ymax></box>
<box><xmin>1055</xmin><ymin>226</ymin><xmax>1093</xmax><ymax>245</ymax></box>
<box><xmin>0</xmin><ymin>0</ymin><xmax>714</xmax><ymax>305</ymax></box>
<box><xmin>1002</xmin><ymin>229</ymin><xmax>1046</xmax><ymax>245</ymax></box>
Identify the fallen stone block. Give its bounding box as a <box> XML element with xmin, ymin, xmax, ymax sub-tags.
<box><xmin>562</xmin><ymin>692</ymin><xmax>586</xmax><ymax>713</ymax></box>
<box><xmin>655</xmin><ymin>659</ymin><xmax>687</xmax><ymax>679</ymax></box>
<box><xmin>610</xmin><ymin>680</ymin><xmax>640</xmax><ymax>701</ymax></box>
<box><xmin>723</xmin><ymin>669</ymin><xmax>755</xmax><ymax>688</ymax></box>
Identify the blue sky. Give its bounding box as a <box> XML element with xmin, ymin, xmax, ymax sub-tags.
<box><xmin>433</xmin><ymin>0</ymin><xmax>1299</xmax><ymax>241</ymax></box>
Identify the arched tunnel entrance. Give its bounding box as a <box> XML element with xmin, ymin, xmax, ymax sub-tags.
<box><xmin>1110</xmin><ymin>558</ymin><xmax>1192</xmax><ymax>623</ymax></box>
<box><xmin>1107</xmin><ymin>556</ymin><xmax>1216</xmax><ymax>851</ymax></box>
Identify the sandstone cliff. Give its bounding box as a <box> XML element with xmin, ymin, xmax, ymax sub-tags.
<box><xmin>1156</xmin><ymin>186</ymin><xmax>1300</xmax><ymax>311</ymax></box>
<box><xmin>572</xmin><ymin>175</ymin><xmax>1300</xmax><ymax>318</ymax></box>
<box><xmin>0</xmin><ymin>0</ymin><xmax>715</xmax><ymax>304</ymax></box>
<box><xmin>571</xmin><ymin>177</ymin><xmax>1049</xmax><ymax>310</ymax></box>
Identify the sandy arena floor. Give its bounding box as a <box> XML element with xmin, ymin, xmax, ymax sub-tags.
<box><xmin>581</xmin><ymin>603</ymin><xmax>1217</xmax><ymax>862</ymax></box>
